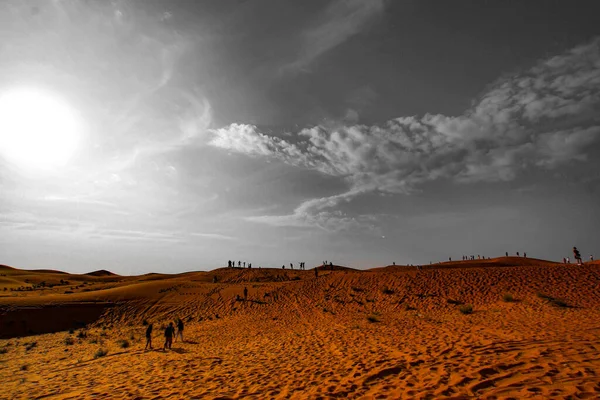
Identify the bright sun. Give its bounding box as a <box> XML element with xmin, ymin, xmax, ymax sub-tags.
<box><xmin>0</xmin><ymin>88</ymin><xmax>80</xmax><ymax>170</ymax></box>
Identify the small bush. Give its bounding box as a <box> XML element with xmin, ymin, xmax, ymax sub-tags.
<box><xmin>64</xmin><ymin>337</ymin><xmax>74</xmax><ymax>346</ymax></box>
<box><xmin>68</xmin><ymin>329</ymin><xmax>75</xmax><ymax>334</ymax></box>
<box><xmin>382</xmin><ymin>287</ymin><xmax>394</xmax><ymax>295</ymax></box>
<box><xmin>94</xmin><ymin>348</ymin><xmax>108</xmax><ymax>359</ymax></box>
<box><xmin>117</xmin><ymin>339</ymin><xmax>130</xmax><ymax>349</ymax></box>
<box><xmin>20</xmin><ymin>365</ymin><xmax>28</xmax><ymax>371</ymax></box>
<box><xmin>351</xmin><ymin>287</ymin><xmax>364</xmax><ymax>292</ymax></box>
<box><xmin>77</xmin><ymin>330</ymin><xmax>87</xmax><ymax>339</ymax></box>
<box><xmin>502</xmin><ymin>293</ymin><xmax>514</xmax><ymax>302</ymax></box>
<box><xmin>142</xmin><ymin>319</ymin><xmax>149</xmax><ymax>326</ymax></box>
<box><xmin>367</xmin><ymin>314</ymin><xmax>381</xmax><ymax>323</ymax></box>
<box><xmin>24</xmin><ymin>342</ymin><xmax>37</xmax><ymax>351</ymax></box>
<box><xmin>459</xmin><ymin>305</ymin><xmax>473</xmax><ymax>315</ymax></box>
<box><xmin>0</xmin><ymin>348</ymin><xmax>7</xmax><ymax>354</ymax></box>
<box><xmin>89</xmin><ymin>338</ymin><xmax>98</xmax><ymax>344</ymax></box>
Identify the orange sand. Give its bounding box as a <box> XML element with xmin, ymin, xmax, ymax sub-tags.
<box><xmin>1</xmin><ymin>259</ymin><xmax>600</xmax><ymax>399</ymax></box>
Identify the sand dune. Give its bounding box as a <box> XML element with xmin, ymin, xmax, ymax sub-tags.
<box><xmin>1</xmin><ymin>259</ymin><xmax>600</xmax><ymax>399</ymax></box>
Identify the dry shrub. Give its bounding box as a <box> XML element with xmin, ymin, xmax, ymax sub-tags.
<box><xmin>459</xmin><ymin>305</ymin><xmax>473</xmax><ymax>315</ymax></box>
<box><xmin>94</xmin><ymin>348</ymin><xmax>108</xmax><ymax>359</ymax></box>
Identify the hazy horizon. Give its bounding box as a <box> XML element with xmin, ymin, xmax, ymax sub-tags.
<box><xmin>1</xmin><ymin>1</ymin><xmax>599</xmax><ymax>275</ymax></box>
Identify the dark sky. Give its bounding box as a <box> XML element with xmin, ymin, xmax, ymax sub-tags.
<box><xmin>0</xmin><ymin>0</ymin><xmax>599</xmax><ymax>273</ymax></box>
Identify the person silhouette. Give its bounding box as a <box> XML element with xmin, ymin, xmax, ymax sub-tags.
<box><xmin>315</xmin><ymin>267</ymin><xmax>318</xmax><ymax>278</ymax></box>
<box><xmin>573</xmin><ymin>247</ymin><xmax>582</xmax><ymax>265</ymax></box>
<box><xmin>243</xmin><ymin>286</ymin><xmax>248</xmax><ymax>301</ymax></box>
<box><xmin>145</xmin><ymin>323</ymin><xmax>153</xmax><ymax>350</ymax></box>
<box><xmin>163</xmin><ymin>322</ymin><xmax>174</xmax><ymax>350</ymax></box>
<box><xmin>175</xmin><ymin>318</ymin><xmax>184</xmax><ymax>343</ymax></box>
<box><xmin>505</xmin><ymin>252</ymin><xmax>508</xmax><ymax>257</ymax></box>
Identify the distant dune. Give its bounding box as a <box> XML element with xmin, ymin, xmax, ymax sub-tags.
<box><xmin>1</xmin><ymin>257</ymin><xmax>600</xmax><ymax>399</ymax></box>
<box><xmin>85</xmin><ymin>269</ymin><xmax>118</xmax><ymax>277</ymax></box>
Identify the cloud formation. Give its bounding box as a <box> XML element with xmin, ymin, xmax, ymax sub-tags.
<box><xmin>284</xmin><ymin>0</ymin><xmax>385</xmax><ymax>73</ymax></box>
<box><xmin>210</xmin><ymin>38</ymin><xmax>600</xmax><ymax>229</ymax></box>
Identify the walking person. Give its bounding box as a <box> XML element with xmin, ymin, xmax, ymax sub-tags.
<box><xmin>175</xmin><ymin>318</ymin><xmax>184</xmax><ymax>343</ymax></box>
<box><xmin>163</xmin><ymin>322</ymin><xmax>175</xmax><ymax>351</ymax></box>
<box><xmin>144</xmin><ymin>323</ymin><xmax>153</xmax><ymax>350</ymax></box>
<box><xmin>243</xmin><ymin>286</ymin><xmax>248</xmax><ymax>301</ymax></box>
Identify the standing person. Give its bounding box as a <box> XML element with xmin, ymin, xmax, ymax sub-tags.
<box><xmin>591</xmin><ymin>255</ymin><xmax>594</xmax><ymax>262</ymax></box>
<box><xmin>573</xmin><ymin>247</ymin><xmax>582</xmax><ymax>265</ymax></box>
<box><xmin>243</xmin><ymin>286</ymin><xmax>248</xmax><ymax>301</ymax></box>
<box><xmin>145</xmin><ymin>323</ymin><xmax>153</xmax><ymax>350</ymax></box>
<box><xmin>567</xmin><ymin>257</ymin><xmax>570</xmax><ymax>264</ymax></box>
<box><xmin>163</xmin><ymin>322</ymin><xmax>174</xmax><ymax>351</ymax></box>
<box><xmin>563</xmin><ymin>257</ymin><xmax>566</xmax><ymax>264</ymax></box>
<box><xmin>238</xmin><ymin>261</ymin><xmax>241</xmax><ymax>268</ymax></box>
<box><xmin>175</xmin><ymin>319</ymin><xmax>184</xmax><ymax>343</ymax></box>
<box><xmin>516</xmin><ymin>252</ymin><xmax>519</xmax><ymax>257</ymax></box>
<box><xmin>524</xmin><ymin>252</ymin><xmax>527</xmax><ymax>258</ymax></box>
<box><xmin>505</xmin><ymin>252</ymin><xmax>508</xmax><ymax>257</ymax></box>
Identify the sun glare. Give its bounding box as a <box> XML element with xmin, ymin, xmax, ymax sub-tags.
<box><xmin>0</xmin><ymin>88</ymin><xmax>80</xmax><ymax>170</ymax></box>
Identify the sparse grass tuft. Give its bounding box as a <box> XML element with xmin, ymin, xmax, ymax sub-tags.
<box><xmin>77</xmin><ymin>330</ymin><xmax>87</xmax><ymax>339</ymax></box>
<box><xmin>142</xmin><ymin>319</ymin><xmax>149</xmax><ymax>326</ymax></box>
<box><xmin>20</xmin><ymin>364</ymin><xmax>28</xmax><ymax>371</ymax></box>
<box><xmin>502</xmin><ymin>293</ymin><xmax>514</xmax><ymax>302</ymax></box>
<box><xmin>382</xmin><ymin>287</ymin><xmax>394</xmax><ymax>295</ymax></box>
<box><xmin>64</xmin><ymin>337</ymin><xmax>75</xmax><ymax>346</ymax></box>
<box><xmin>94</xmin><ymin>348</ymin><xmax>108</xmax><ymax>359</ymax></box>
<box><xmin>89</xmin><ymin>338</ymin><xmax>98</xmax><ymax>344</ymax></box>
<box><xmin>459</xmin><ymin>305</ymin><xmax>473</xmax><ymax>315</ymax></box>
<box><xmin>351</xmin><ymin>287</ymin><xmax>364</xmax><ymax>292</ymax></box>
<box><xmin>405</xmin><ymin>304</ymin><xmax>416</xmax><ymax>311</ymax></box>
<box><xmin>68</xmin><ymin>328</ymin><xmax>75</xmax><ymax>334</ymax></box>
<box><xmin>367</xmin><ymin>313</ymin><xmax>381</xmax><ymax>323</ymax></box>
<box><xmin>24</xmin><ymin>342</ymin><xmax>37</xmax><ymax>351</ymax></box>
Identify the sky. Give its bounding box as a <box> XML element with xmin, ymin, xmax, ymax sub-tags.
<box><xmin>0</xmin><ymin>0</ymin><xmax>599</xmax><ymax>274</ymax></box>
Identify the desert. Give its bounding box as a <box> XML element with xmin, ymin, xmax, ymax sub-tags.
<box><xmin>2</xmin><ymin>258</ymin><xmax>600</xmax><ymax>399</ymax></box>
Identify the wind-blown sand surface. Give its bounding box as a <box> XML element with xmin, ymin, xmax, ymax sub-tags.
<box><xmin>1</xmin><ymin>259</ymin><xmax>600</xmax><ymax>399</ymax></box>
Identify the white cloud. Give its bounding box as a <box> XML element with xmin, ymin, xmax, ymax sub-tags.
<box><xmin>210</xmin><ymin>38</ymin><xmax>600</xmax><ymax>229</ymax></box>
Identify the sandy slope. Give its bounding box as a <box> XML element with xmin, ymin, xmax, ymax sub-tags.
<box><xmin>1</xmin><ymin>260</ymin><xmax>600</xmax><ymax>399</ymax></box>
